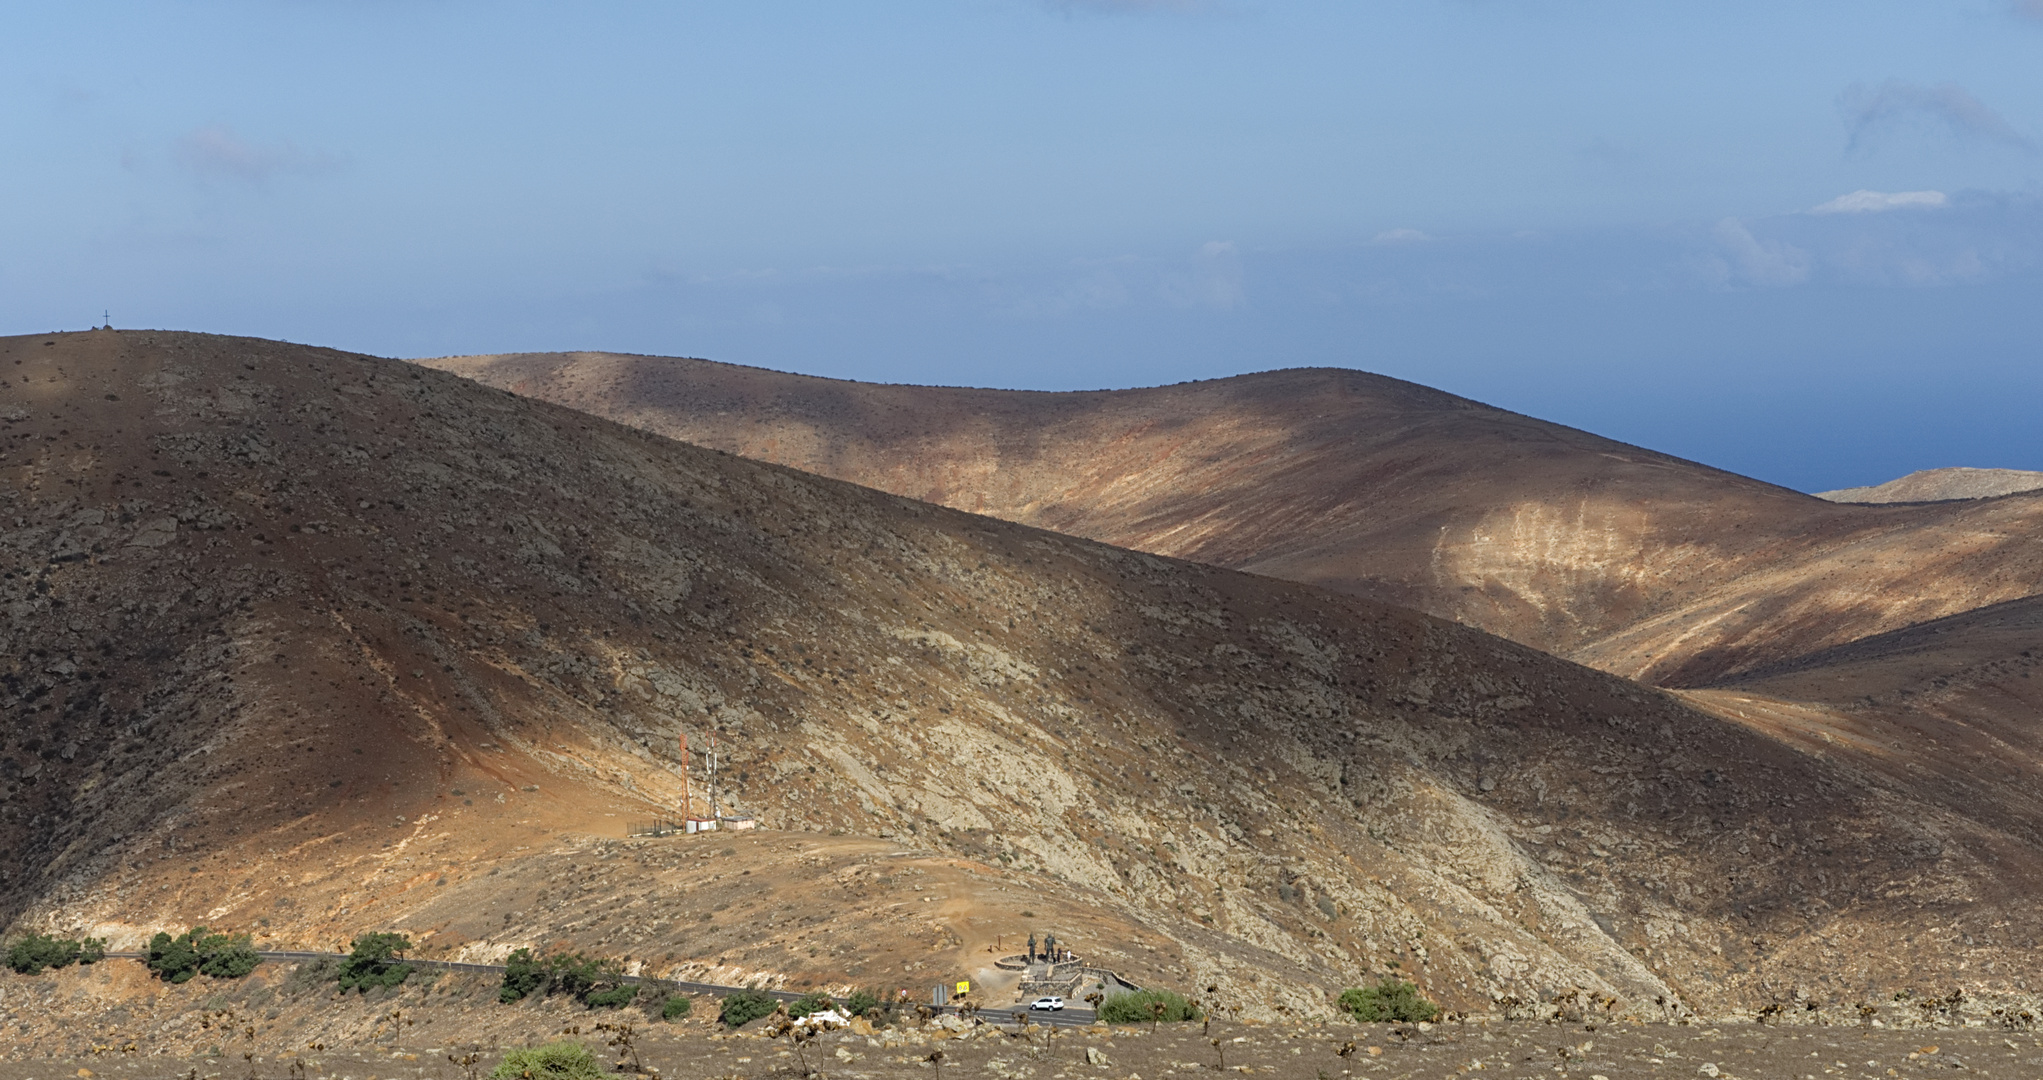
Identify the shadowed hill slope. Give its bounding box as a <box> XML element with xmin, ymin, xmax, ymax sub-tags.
<box><xmin>1816</xmin><ymin>467</ymin><xmax>2043</xmax><ymax>504</ymax></box>
<box><xmin>422</xmin><ymin>351</ymin><xmax>2043</xmax><ymax>687</ymax></box>
<box><xmin>6</xmin><ymin>330</ymin><xmax>2043</xmax><ymax>1018</ymax></box>
<box><xmin>1686</xmin><ymin>596</ymin><xmax>2043</xmax><ymax>852</ymax></box>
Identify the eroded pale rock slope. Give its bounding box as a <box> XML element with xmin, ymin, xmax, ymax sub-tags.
<box><xmin>3</xmin><ymin>331</ymin><xmax>2041</xmax><ymax>1019</ymax></box>
<box><xmin>1817</xmin><ymin>467</ymin><xmax>2043</xmax><ymax>504</ymax></box>
<box><xmin>424</xmin><ymin>351</ymin><xmax>2043</xmax><ymax>687</ymax></box>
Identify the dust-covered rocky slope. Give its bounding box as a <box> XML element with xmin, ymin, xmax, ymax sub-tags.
<box><xmin>424</xmin><ymin>351</ymin><xmax>2043</xmax><ymax>687</ymax></box>
<box><xmin>1818</xmin><ymin>467</ymin><xmax>2043</xmax><ymax>504</ymax></box>
<box><xmin>5</xmin><ymin>330</ymin><xmax>2043</xmax><ymax>1019</ymax></box>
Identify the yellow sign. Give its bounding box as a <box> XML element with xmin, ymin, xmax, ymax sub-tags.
<box><xmin>955</xmin><ymin>980</ymin><xmax>970</xmax><ymax>996</ymax></box>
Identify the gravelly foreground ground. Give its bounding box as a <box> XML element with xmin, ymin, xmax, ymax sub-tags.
<box><xmin>5</xmin><ymin>1021</ymin><xmax>2039</xmax><ymax>1080</ymax></box>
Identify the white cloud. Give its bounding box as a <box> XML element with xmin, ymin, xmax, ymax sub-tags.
<box><xmin>1371</xmin><ymin>228</ymin><xmax>1432</xmax><ymax>245</ymax></box>
<box><xmin>1712</xmin><ymin>218</ymin><xmax>1810</xmax><ymax>288</ymax></box>
<box><xmin>1810</xmin><ymin>190</ymin><xmax>1949</xmax><ymax>215</ymax></box>
<box><xmin>172</xmin><ymin>125</ymin><xmax>339</xmax><ymax>182</ymax></box>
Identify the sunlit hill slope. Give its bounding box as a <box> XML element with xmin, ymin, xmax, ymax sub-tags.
<box><xmin>3</xmin><ymin>331</ymin><xmax>2041</xmax><ymax>1020</ymax></box>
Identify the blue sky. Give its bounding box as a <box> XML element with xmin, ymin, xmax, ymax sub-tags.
<box><xmin>3</xmin><ymin>2</ymin><xmax>2040</xmax><ymax>491</ymax></box>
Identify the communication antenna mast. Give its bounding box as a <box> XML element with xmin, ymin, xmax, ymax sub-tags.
<box><xmin>679</xmin><ymin>731</ymin><xmax>691</xmax><ymax>821</ymax></box>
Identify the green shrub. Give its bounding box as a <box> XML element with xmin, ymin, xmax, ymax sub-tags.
<box><xmin>146</xmin><ymin>931</ymin><xmax>200</xmax><ymax>983</ymax></box>
<box><xmin>660</xmin><ymin>994</ymin><xmax>692</xmax><ymax>1021</ymax></box>
<box><xmin>5</xmin><ymin>933</ymin><xmax>105</xmax><ymax>975</ymax></box>
<box><xmin>497</xmin><ymin>949</ymin><xmax>628</xmax><ymax>1008</ymax></box>
<box><xmin>6</xmin><ymin>935</ymin><xmax>75</xmax><ymax>975</ymax></box>
<box><xmin>499</xmin><ymin>948</ymin><xmax>549</xmax><ymax>1004</ymax></box>
<box><xmin>12</xmin><ymin>935</ymin><xmax>83</xmax><ymax>976</ymax></box>
<box><xmin>584</xmin><ymin>984</ymin><xmax>638</xmax><ymax>1010</ymax></box>
<box><xmin>487</xmin><ymin>1040</ymin><xmax>604</xmax><ymax>1080</ymax></box>
<box><xmin>842</xmin><ymin>989</ymin><xmax>880</xmax><ymax>1018</ymax></box>
<box><xmin>544</xmin><ymin>953</ymin><xmax>617</xmax><ymax>1002</ymax></box>
<box><xmin>337</xmin><ymin>932</ymin><xmax>414</xmax><ymax>993</ymax></box>
<box><xmin>1098</xmin><ymin>988</ymin><xmax>1201</xmax><ymax>1024</ymax></box>
<box><xmin>202</xmin><ymin>934</ymin><xmax>260</xmax><ymax>979</ymax></box>
<box><xmin>845</xmin><ymin>990</ymin><xmax>903</xmax><ymax>1028</ymax></box>
<box><xmin>786</xmin><ymin>991</ymin><xmax>835</xmax><ymax>1019</ymax></box>
<box><xmin>719</xmin><ymin>988</ymin><xmax>779</xmax><ymax>1028</ymax></box>
<box><xmin>144</xmin><ymin>928</ymin><xmax>258</xmax><ymax>984</ymax></box>
<box><xmin>1338</xmin><ymin>977</ymin><xmax>1440</xmax><ymax>1023</ymax></box>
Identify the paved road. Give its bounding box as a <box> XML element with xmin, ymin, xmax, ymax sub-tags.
<box><xmin>981</xmin><ymin>1003</ymin><xmax>1100</xmax><ymax>1028</ymax></box>
<box><xmin>103</xmin><ymin>950</ymin><xmax>1100</xmax><ymax>1029</ymax></box>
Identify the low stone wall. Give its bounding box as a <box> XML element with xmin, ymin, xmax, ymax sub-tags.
<box><xmin>1079</xmin><ymin>967</ymin><xmax>1141</xmax><ymax>993</ymax></box>
<box><xmin>1018</xmin><ymin>961</ymin><xmax>1138</xmax><ymax>999</ymax></box>
<box><xmin>1002</xmin><ymin>951</ymin><xmax>1139</xmax><ymax>1000</ymax></box>
<box><xmin>1018</xmin><ymin>975</ymin><xmax>1081</xmax><ymax>998</ymax></box>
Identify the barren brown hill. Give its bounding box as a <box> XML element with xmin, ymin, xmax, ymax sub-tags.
<box><xmin>1817</xmin><ymin>467</ymin><xmax>2043</xmax><ymax>504</ymax></box>
<box><xmin>1685</xmin><ymin>595</ymin><xmax>2043</xmax><ymax>852</ymax></box>
<box><xmin>422</xmin><ymin>351</ymin><xmax>2043</xmax><ymax>687</ymax></box>
<box><xmin>8</xmin><ymin>330</ymin><xmax>2043</xmax><ymax>1020</ymax></box>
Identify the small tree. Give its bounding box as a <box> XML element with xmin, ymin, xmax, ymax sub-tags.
<box><xmin>660</xmin><ymin>994</ymin><xmax>692</xmax><ymax>1021</ymax></box>
<box><xmin>584</xmin><ymin>984</ymin><xmax>638</xmax><ymax>1010</ymax></box>
<box><xmin>544</xmin><ymin>953</ymin><xmax>609</xmax><ymax>1000</ymax></box>
<box><xmin>337</xmin><ymin>933</ymin><xmax>414</xmax><ymax>992</ymax></box>
<box><xmin>202</xmin><ymin>933</ymin><xmax>261</xmax><ymax>979</ymax></box>
<box><xmin>843</xmin><ymin>989</ymin><xmax>880</xmax><ymax>1018</ymax></box>
<box><xmin>787</xmin><ymin>991</ymin><xmax>835</xmax><ymax>1018</ymax></box>
<box><xmin>498</xmin><ymin>949</ymin><xmax>634</xmax><ymax>1008</ymax></box>
<box><xmin>553</xmin><ymin>953</ymin><xmax>629</xmax><ymax>1007</ymax></box>
<box><xmin>1338</xmin><ymin>977</ymin><xmax>1440</xmax><ymax>1023</ymax></box>
<box><xmin>499</xmin><ymin>948</ymin><xmax>549</xmax><ymax>1003</ymax></box>
<box><xmin>719</xmin><ymin>988</ymin><xmax>779</xmax><ymax>1028</ymax></box>
<box><xmin>6</xmin><ymin>933</ymin><xmax>105</xmax><ymax>975</ymax></box>
<box><xmin>145</xmin><ymin>929</ymin><xmax>258</xmax><ymax>983</ymax></box>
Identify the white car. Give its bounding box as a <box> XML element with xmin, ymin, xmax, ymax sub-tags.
<box><xmin>1029</xmin><ymin>996</ymin><xmax>1065</xmax><ymax>1011</ymax></box>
